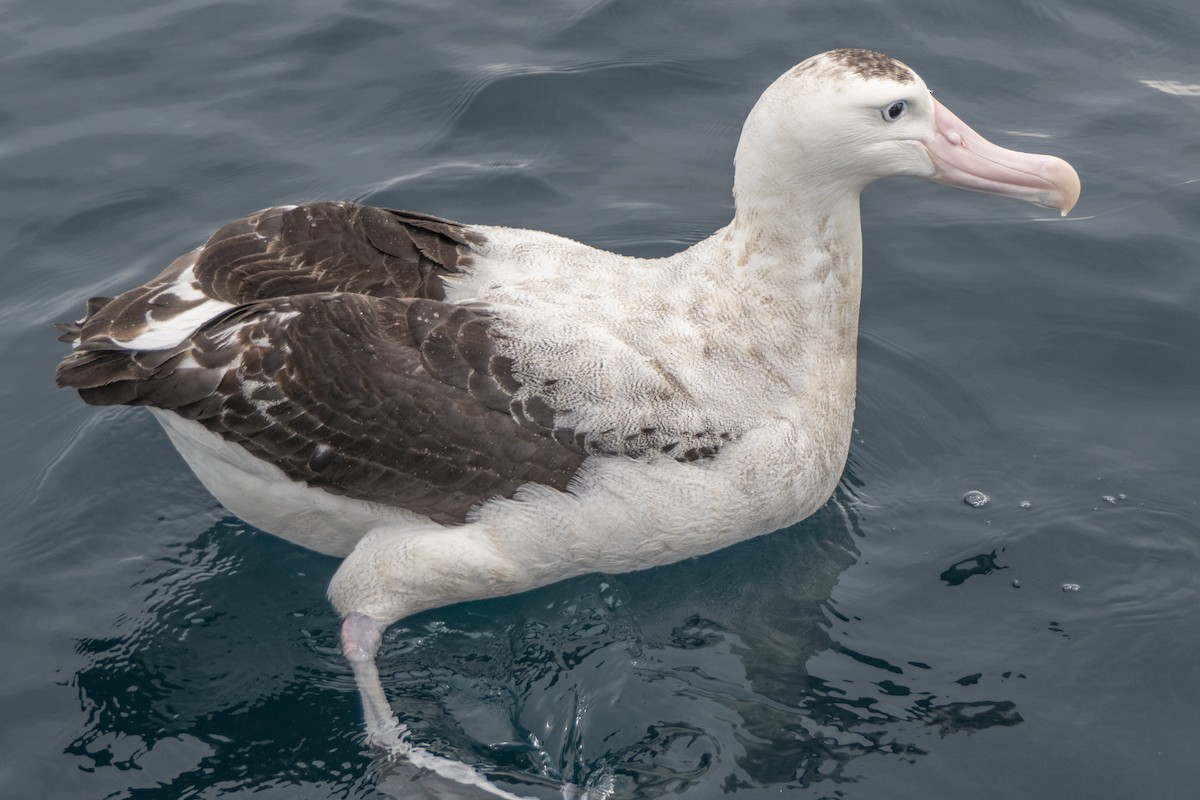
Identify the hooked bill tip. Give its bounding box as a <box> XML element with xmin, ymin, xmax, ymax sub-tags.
<box><xmin>1050</xmin><ymin>156</ymin><xmax>1082</xmax><ymax>216</ymax></box>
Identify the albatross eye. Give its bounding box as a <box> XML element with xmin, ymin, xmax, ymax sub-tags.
<box><xmin>882</xmin><ymin>100</ymin><xmax>907</xmax><ymax>122</ymax></box>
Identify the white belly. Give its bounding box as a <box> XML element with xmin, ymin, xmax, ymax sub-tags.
<box><xmin>150</xmin><ymin>409</ymin><xmax>434</xmax><ymax>557</ymax></box>
<box><xmin>151</xmin><ymin>400</ymin><xmax>847</xmax><ymax>580</ymax></box>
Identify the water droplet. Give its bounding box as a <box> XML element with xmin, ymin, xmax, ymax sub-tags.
<box><xmin>1062</xmin><ymin>583</ymin><xmax>1081</xmax><ymax>592</ymax></box>
<box><xmin>1011</xmin><ymin>579</ymin><xmax>1022</xmax><ymax>588</ymax></box>
<box><xmin>1019</xmin><ymin>500</ymin><xmax>1032</xmax><ymax>509</ymax></box>
<box><xmin>963</xmin><ymin>490</ymin><xmax>990</xmax><ymax>508</ymax></box>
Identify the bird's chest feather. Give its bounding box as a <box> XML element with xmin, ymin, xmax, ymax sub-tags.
<box><xmin>453</xmin><ymin>231</ymin><xmax>858</xmax><ymax>470</ymax></box>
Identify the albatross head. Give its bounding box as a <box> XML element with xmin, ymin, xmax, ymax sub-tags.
<box><xmin>735</xmin><ymin>48</ymin><xmax>1080</xmax><ymax>215</ymax></box>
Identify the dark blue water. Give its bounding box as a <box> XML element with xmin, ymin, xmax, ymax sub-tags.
<box><xmin>4</xmin><ymin>1</ymin><xmax>1198</xmax><ymax>798</ymax></box>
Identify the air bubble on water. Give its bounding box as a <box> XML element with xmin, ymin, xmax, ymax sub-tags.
<box><xmin>1102</xmin><ymin>495</ymin><xmax>1117</xmax><ymax>504</ymax></box>
<box><xmin>1011</xmin><ymin>579</ymin><xmax>1022</xmax><ymax>588</ymax></box>
<box><xmin>1019</xmin><ymin>500</ymin><xmax>1032</xmax><ymax>509</ymax></box>
<box><xmin>1062</xmin><ymin>583</ymin><xmax>1081</xmax><ymax>592</ymax></box>
<box><xmin>963</xmin><ymin>490</ymin><xmax>990</xmax><ymax>508</ymax></box>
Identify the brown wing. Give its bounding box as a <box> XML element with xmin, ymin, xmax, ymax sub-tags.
<box><xmin>57</xmin><ymin>202</ymin><xmax>477</xmax><ymax>346</ymax></box>
<box><xmin>56</xmin><ymin>202</ymin><xmax>586</xmax><ymax>524</ymax></box>
<box><xmin>190</xmin><ymin>202</ymin><xmax>474</xmax><ymax>303</ymax></box>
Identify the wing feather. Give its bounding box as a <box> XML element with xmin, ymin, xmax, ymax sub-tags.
<box><xmin>56</xmin><ymin>202</ymin><xmax>586</xmax><ymax>524</ymax></box>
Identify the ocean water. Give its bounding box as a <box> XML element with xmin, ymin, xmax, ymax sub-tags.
<box><xmin>3</xmin><ymin>0</ymin><xmax>1198</xmax><ymax>798</ymax></box>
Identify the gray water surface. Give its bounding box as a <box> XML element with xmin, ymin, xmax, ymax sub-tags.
<box><xmin>4</xmin><ymin>1</ymin><xmax>1199</xmax><ymax>798</ymax></box>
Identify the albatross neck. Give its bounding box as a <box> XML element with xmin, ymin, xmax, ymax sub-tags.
<box><xmin>719</xmin><ymin>184</ymin><xmax>865</xmax><ymax>357</ymax></box>
<box><xmin>652</xmin><ymin>182</ymin><xmax>866</xmax><ymax>433</ymax></box>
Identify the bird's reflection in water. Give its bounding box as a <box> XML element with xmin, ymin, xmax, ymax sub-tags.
<box><xmin>66</xmin><ymin>477</ymin><xmax>1020</xmax><ymax>799</ymax></box>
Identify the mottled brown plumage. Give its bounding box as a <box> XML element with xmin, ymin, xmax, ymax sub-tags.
<box><xmin>57</xmin><ymin>204</ymin><xmax>476</xmax><ymax>350</ymax></box>
<box><xmin>57</xmin><ymin>202</ymin><xmax>584</xmax><ymax>524</ymax></box>
<box><xmin>790</xmin><ymin>48</ymin><xmax>915</xmax><ymax>85</ymax></box>
<box><xmin>828</xmin><ymin>48</ymin><xmax>915</xmax><ymax>83</ymax></box>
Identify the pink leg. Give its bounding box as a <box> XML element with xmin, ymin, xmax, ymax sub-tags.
<box><xmin>341</xmin><ymin>612</ymin><xmax>409</xmax><ymax>753</ymax></box>
<box><xmin>340</xmin><ymin>612</ymin><xmax>546</xmax><ymax>798</ymax></box>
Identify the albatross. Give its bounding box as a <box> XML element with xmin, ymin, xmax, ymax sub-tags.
<box><xmin>56</xmin><ymin>48</ymin><xmax>1079</xmax><ymax>791</ymax></box>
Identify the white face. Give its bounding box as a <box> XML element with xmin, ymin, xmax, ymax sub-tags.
<box><xmin>807</xmin><ymin>71</ymin><xmax>941</xmax><ymax>183</ymax></box>
<box><xmin>739</xmin><ymin>50</ymin><xmax>1080</xmax><ymax>214</ymax></box>
<box><xmin>736</xmin><ymin>51</ymin><xmax>934</xmax><ymax>191</ymax></box>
